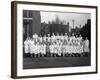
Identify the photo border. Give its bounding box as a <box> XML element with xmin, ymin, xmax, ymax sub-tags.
<box><xmin>11</xmin><ymin>1</ymin><xmax>98</xmax><ymax>79</ymax></box>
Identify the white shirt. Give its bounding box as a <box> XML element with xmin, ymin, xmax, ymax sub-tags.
<box><xmin>30</xmin><ymin>40</ymin><xmax>35</xmax><ymax>54</ymax></box>
<box><xmin>24</xmin><ymin>40</ymin><xmax>29</xmax><ymax>53</ymax></box>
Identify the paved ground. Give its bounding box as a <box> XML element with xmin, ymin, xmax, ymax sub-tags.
<box><xmin>23</xmin><ymin>56</ymin><xmax>91</xmax><ymax>69</ymax></box>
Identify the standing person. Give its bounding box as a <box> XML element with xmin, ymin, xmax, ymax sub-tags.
<box><xmin>64</xmin><ymin>33</ymin><xmax>68</xmax><ymax>45</ymax></box>
<box><xmin>39</xmin><ymin>41</ymin><xmax>42</xmax><ymax>57</ymax></box>
<box><xmin>27</xmin><ymin>37</ymin><xmax>31</xmax><ymax>57</ymax></box>
<box><xmin>49</xmin><ymin>43</ymin><xmax>53</xmax><ymax>57</ymax></box>
<box><xmin>51</xmin><ymin>33</ymin><xmax>56</xmax><ymax>44</ymax></box>
<box><xmin>24</xmin><ymin>38</ymin><xmax>29</xmax><ymax>57</ymax></box>
<box><xmin>30</xmin><ymin>38</ymin><xmax>35</xmax><ymax>57</ymax></box>
<box><xmin>68</xmin><ymin>34</ymin><xmax>75</xmax><ymax>56</ymax></box>
<box><xmin>67</xmin><ymin>37</ymin><xmax>71</xmax><ymax>55</ymax></box>
<box><xmin>84</xmin><ymin>37</ymin><xmax>90</xmax><ymax>53</ymax></box>
<box><xmin>60</xmin><ymin>36</ymin><xmax>65</xmax><ymax>56</ymax></box>
<box><xmin>56</xmin><ymin>40</ymin><xmax>62</xmax><ymax>57</ymax></box>
<box><xmin>62</xmin><ymin>43</ymin><xmax>66</xmax><ymax>56</ymax></box>
<box><xmin>63</xmin><ymin>33</ymin><xmax>68</xmax><ymax>56</ymax></box>
<box><xmin>78</xmin><ymin>34</ymin><xmax>83</xmax><ymax>47</ymax></box>
<box><xmin>35</xmin><ymin>41</ymin><xmax>40</xmax><ymax>57</ymax></box>
<box><xmin>32</xmin><ymin>33</ymin><xmax>38</xmax><ymax>43</ymax></box>
<box><xmin>60</xmin><ymin>33</ymin><xmax>64</xmax><ymax>42</ymax></box>
<box><xmin>77</xmin><ymin>35</ymin><xmax>83</xmax><ymax>55</ymax></box>
<box><xmin>79</xmin><ymin>34</ymin><xmax>82</xmax><ymax>41</ymax></box>
<box><xmin>71</xmin><ymin>33</ymin><xmax>75</xmax><ymax>45</ymax></box>
<box><xmin>39</xmin><ymin>35</ymin><xmax>43</xmax><ymax>44</ymax></box>
<box><xmin>43</xmin><ymin>35</ymin><xmax>47</xmax><ymax>44</ymax></box>
<box><xmin>38</xmin><ymin>35</ymin><xmax>43</xmax><ymax>57</ymax></box>
<box><xmin>43</xmin><ymin>34</ymin><xmax>47</xmax><ymax>41</ymax></box>
<box><xmin>74</xmin><ymin>35</ymin><xmax>81</xmax><ymax>56</ymax></box>
<box><xmin>64</xmin><ymin>33</ymin><xmax>68</xmax><ymax>40</ymax></box>
<box><xmin>53</xmin><ymin>42</ymin><xmax>57</xmax><ymax>57</ymax></box>
<box><xmin>33</xmin><ymin>41</ymin><xmax>37</xmax><ymax>58</ymax></box>
<box><xmin>46</xmin><ymin>34</ymin><xmax>51</xmax><ymax>56</ymax></box>
<box><xmin>42</xmin><ymin>43</ymin><xmax>46</xmax><ymax>57</ymax></box>
<box><xmin>47</xmin><ymin>34</ymin><xmax>51</xmax><ymax>43</ymax></box>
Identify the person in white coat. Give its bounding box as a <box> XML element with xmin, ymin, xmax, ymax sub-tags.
<box><xmin>84</xmin><ymin>37</ymin><xmax>90</xmax><ymax>53</ymax></box>
<box><xmin>30</xmin><ymin>38</ymin><xmax>35</xmax><ymax>57</ymax></box>
<box><xmin>51</xmin><ymin>33</ymin><xmax>56</xmax><ymax>44</ymax></box>
<box><xmin>49</xmin><ymin>43</ymin><xmax>53</xmax><ymax>57</ymax></box>
<box><xmin>24</xmin><ymin>38</ymin><xmax>29</xmax><ymax>57</ymax></box>
<box><xmin>42</xmin><ymin>43</ymin><xmax>46</xmax><ymax>56</ymax></box>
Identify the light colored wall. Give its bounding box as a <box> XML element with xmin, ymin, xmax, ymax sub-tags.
<box><xmin>0</xmin><ymin>0</ymin><xmax>99</xmax><ymax>80</ymax></box>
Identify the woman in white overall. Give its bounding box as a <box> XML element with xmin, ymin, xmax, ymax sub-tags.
<box><xmin>30</xmin><ymin>38</ymin><xmax>35</xmax><ymax>57</ymax></box>
<box><xmin>84</xmin><ymin>37</ymin><xmax>90</xmax><ymax>52</ymax></box>
<box><xmin>24</xmin><ymin>38</ymin><xmax>29</xmax><ymax>57</ymax></box>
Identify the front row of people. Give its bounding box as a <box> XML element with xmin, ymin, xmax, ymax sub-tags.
<box><xmin>24</xmin><ymin>34</ymin><xmax>90</xmax><ymax>58</ymax></box>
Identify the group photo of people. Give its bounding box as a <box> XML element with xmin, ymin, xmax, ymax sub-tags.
<box><xmin>23</xmin><ymin>10</ymin><xmax>91</xmax><ymax>69</ymax></box>
<box><xmin>24</xmin><ymin>33</ymin><xmax>90</xmax><ymax>58</ymax></box>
